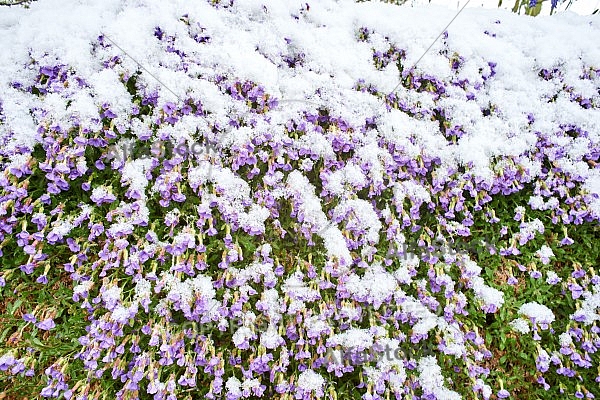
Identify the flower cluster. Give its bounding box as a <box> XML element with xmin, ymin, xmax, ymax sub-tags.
<box><xmin>1</xmin><ymin>1</ymin><xmax>600</xmax><ymax>399</ymax></box>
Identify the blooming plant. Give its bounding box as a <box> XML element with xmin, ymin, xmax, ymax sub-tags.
<box><xmin>1</xmin><ymin>1</ymin><xmax>600</xmax><ymax>400</ymax></box>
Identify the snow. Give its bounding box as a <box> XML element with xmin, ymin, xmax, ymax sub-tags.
<box><xmin>510</xmin><ymin>318</ymin><xmax>531</xmax><ymax>334</ymax></box>
<box><xmin>546</xmin><ymin>271</ymin><xmax>562</xmax><ymax>285</ymax></box>
<box><xmin>121</xmin><ymin>158</ymin><xmax>153</xmax><ymax>199</ymax></box>
<box><xmin>535</xmin><ymin>245</ymin><xmax>555</xmax><ymax>265</ymax></box>
<box><xmin>327</xmin><ymin>328</ymin><xmax>374</xmax><ymax>351</ymax></box>
<box><xmin>559</xmin><ymin>332</ymin><xmax>573</xmax><ymax>347</ymax></box>
<box><xmin>1</xmin><ymin>1</ymin><xmax>599</xmax><ymax>181</ymax></box>
<box><xmin>101</xmin><ymin>286</ymin><xmax>122</xmax><ymax>307</ymax></box>
<box><xmin>0</xmin><ymin>0</ymin><xmax>599</xmax><ymax>397</ymax></box>
<box><xmin>133</xmin><ymin>279</ymin><xmax>152</xmax><ymax>300</ymax></box>
<box><xmin>418</xmin><ymin>355</ymin><xmax>462</xmax><ymax>399</ymax></box>
<box><xmin>518</xmin><ymin>302</ymin><xmax>556</xmax><ymax>324</ymax></box>
<box><xmin>73</xmin><ymin>280</ymin><xmax>94</xmax><ymax>295</ymax></box>
<box><xmin>296</xmin><ymin>369</ymin><xmax>325</xmax><ymax>394</ymax></box>
<box><xmin>572</xmin><ymin>283</ymin><xmax>600</xmax><ymax>325</ymax></box>
<box><xmin>225</xmin><ymin>377</ymin><xmax>242</xmax><ymax>397</ymax></box>
<box><xmin>48</xmin><ymin>220</ymin><xmax>74</xmax><ymax>242</ymax></box>
<box><xmin>260</xmin><ymin>325</ymin><xmax>284</xmax><ymax>349</ymax></box>
<box><xmin>287</xmin><ymin>170</ymin><xmax>352</xmax><ymax>265</ymax></box>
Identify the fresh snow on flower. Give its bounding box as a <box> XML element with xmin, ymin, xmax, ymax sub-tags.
<box><xmin>559</xmin><ymin>332</ymin><xmax>573</xmax><ymax>347</ymax></box>
<box><xmin>47</xmin><ymin>220</ymin><xmax>74</xmax><ymax>243</ymax></box>
<box><xmin>518</xmin><ymin>302</ymin><xmax>555</xmax><ymax>325</ymax></box>
<box><xmin>546</xmin><ymin>271</ymin><xmax>562</xmax><ymax>285</ymax></box>
<box><xmin>101</xmin><ymin>286</ymin><xmax>122</xmax><ymax>309</ymax></box>
<box><xmin>286</xmin><ymin>170</ymin><xmax>351</xmax><ymax>266</ymax></box>
<box><xmin>474</xmin><ymin>378</ymin><xmax>493</xmax><ymax>399</ymax></box>
<box><xmin>328</xmin><ymin>328</ymin><xmax>374</xmax><ymax>351</ymax></box>
<box><xmin>571</xmin><ymin>283</ymin><xmax>600</xmax><ymax>325</ymax></box>
<box><xmin>418</xmin><ymin>356</ymin><xmax>462</xmax><ymax>400</ymax></box>
<box><xmin>121</xmin><ymin>158</ymin><xmax>153</xmax><ymax>199</ymax></box>
<box><xmin>259</xmin><ymin>325</ymin><xmax>284</xmax><ymax>350</ymax></box>
<box><xmin>232</xmin><ymin>327</ymin><xmax>255</xmax><ymax>350</ymax></box>
<box><xmin>133</xmin><ymin>279</ymin><xmax>152</xmax><ymax>299</ymax></box>
<box><xmin>238</xmin><ymin>204</ymin><xmax>270</xmax><ymax>235</ymax></box>
<box><xmin>510</xmin><ymin>318</ymin><xmax>531</xmax><ymax>334</ymax></box>
<box><xmin>332</xmin><ymin>198</ymin><xmax>382</xmax><ymax>244</ymax></box>
<box><xmin>344</xmin><ymin>263</ymin><xmax>397</xmax><ymax>309</ymax></box>
<box><xmin>282</xmin><ymin>274</ymin><xmax>319</xmax><ymax>302</ymax></box>
<box><xmin>296</xmin><ymin>369</ymin><xmax>325</xmax><ymax>394</ymax></box>
<box><xmin>439</xmin><ymin>322</ymin><xmax>467</xmax><ymax>357</ymax></box>
<box><xmin>225</xmin><ymin>377</ymin><xmax>242</xmax><ymax>397</ymax></box>
<box><xmin>471</xmin><ymin>276</ymin><xmax>505</xmax><ymax>313</ymax></box>
<box><xmin>241</xmin><ymin>378</ymin><xmax>261</xmax><ymax>393</ymax></box>
<box><xmin>90</xmin><ymin>185</ymin><xmax>116</xmax><ymax>205</ymax></box>
<box><xmin>535</xmin><ymin>245</ymin><xmax>555</xmax><ymax>265</ymax></box>
<box><xmin>111</xmin><ymin>305</ymin><xmax>131</xmax><ymax>324</ymax></box>
<box><xmin>73</xmin><ymin>280</ymin><xmax>94</xmax><ymax>295</ymax></box>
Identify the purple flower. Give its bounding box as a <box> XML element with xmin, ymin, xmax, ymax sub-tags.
<box><xmin>40</xmin><ymin>66</ymin><xmax>54</xmax><ymax>77</ymax></box>
<box><xmin>102</xmin><ymin>109</ymin><xmax>117</xmax><ymax>119</ymax></box>
<box><xmin>163</xmin><ymin>102</ymin><xmax>177</xmax><ymax>115</ymax></box>
<box><xmin>498</xmin><ymin>389</ymin><xmax>510</xmax><ymax>398</ymax></box>
<box><xmin>90</xmin><ymin>187</ymin><xmax>116</xmax><ymax>205</ymax></box>
<box><xmin>23</xmin><ymin>313</ymin><xmax>37</xmax><ymax>323</ymax></box>
<box><xmin>36</xmin><ymin>318</ymin><xmax>56</xmax><ymax>331</ymax></box>
<box><xmin>19</xmin><ymin>263</ymin><xmax>35</xmax><ymax>274</ymax></box>
<box><xmin>32</xmin><ymin>213</ymin><xmax>47</xmax><ymax>229</ymax></box>
<box><xmin>67</xmin><ymin>238</ymin><xmax>80</xmax><ymax>252</ymax></box>
<box><xmin>507</xmin><ymin>276</ymin><xmax>518</xmax><ymax>285</ymax></box>
<box><xmin>529</xmin><ymin>270</ymin><xmax>542</xmax><ymax>279</ymax></box>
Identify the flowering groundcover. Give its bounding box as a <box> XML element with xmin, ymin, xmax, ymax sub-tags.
<box><xmin>0</xmin><ymin>0</ymin><xmax>600</xmax><ymax>399</ymax></box>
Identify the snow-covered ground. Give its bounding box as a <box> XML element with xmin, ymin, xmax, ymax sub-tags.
<box><xmin>1</xmin><ymin>0</ymin><xmax>599</xmax><ymax>188</ymax></box>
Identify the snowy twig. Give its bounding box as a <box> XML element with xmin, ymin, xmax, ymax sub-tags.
<box><xmin>0</xmin><ymin>0</ymin><xmax>36</xmax><ymax>5</ymax></box>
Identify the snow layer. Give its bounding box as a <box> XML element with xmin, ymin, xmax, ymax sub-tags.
<box><xmin>1</xmin><ymin>0</ymin><xmax>599</xmax><ymax>178</ymax></box>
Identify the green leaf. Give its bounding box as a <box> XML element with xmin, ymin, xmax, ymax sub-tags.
<box><xmin>9</xmin><ymin>299</ymin><xmax>23</xmax><ymax>315</ymax></box>
<box><xmin>31</xmin><ymin>337</ymin><xmax>48</xmax><ymax>349</ymax></box>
